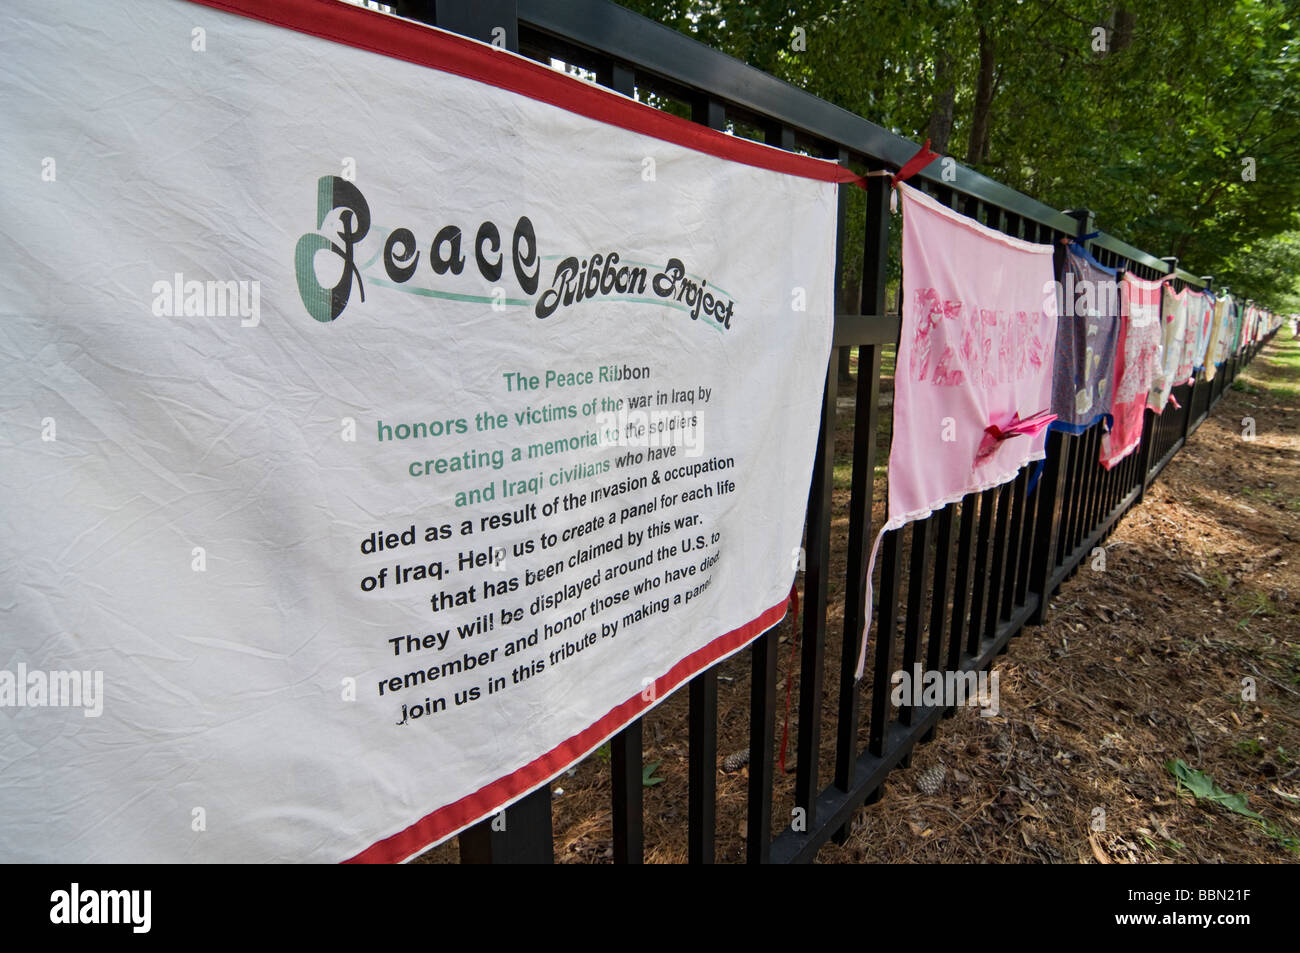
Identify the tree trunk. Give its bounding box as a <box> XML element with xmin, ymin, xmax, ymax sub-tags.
<box><xmin>839</xmin><ymin>277</ymin><xmax>861</xmax><ymax>385</ymax></box>
<box><xmin>1112</xmin><ymin>9</ymin><xmax>1136</xmax><ymax>52</ymax></box>
<box><xmin>966</xmin><ymin>23</ymin><xmax>997</xmax><ymax>165</ymax></box>
<box><xmin>926</xmin><ymin>50</ymin><xmax>956</xmax><ymax>156</ymax></box>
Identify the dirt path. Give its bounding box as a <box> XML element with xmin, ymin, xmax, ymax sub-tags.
<box><xmin>418</xmin><ymin>335</ymin><xmax>1299</xmax><ymax>864</ymax></box>
<box><xmin>820</xmin><ymin>334</ymin><xmax>1300</xmax><ymax>863</ymax></box>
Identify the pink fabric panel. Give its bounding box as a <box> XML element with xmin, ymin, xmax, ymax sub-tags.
<box><xmin>1100</xmin><ymin>273</ymin><xmax>1162</xmax><ymax>469</ymax></box>
<box><xmin>1149</xmin><ymin>285</ymin><xmax>1187</xmax><ymax>412</ymax></box>
<box><xmin>857</xmin><ymin>184</ymin><xmax>1057</xmax><ymax>678</ymax></box>
<box><xmin>889</xmin><ymin>183</ymin><xmax>1058</xmax><ymax>528</ymax></box>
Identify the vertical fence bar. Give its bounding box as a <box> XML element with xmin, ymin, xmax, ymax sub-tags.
<box><xmin>686</xmin><ymin>94</ymin><xmax>726</xmax><ymax>865</ymax></box>
<box><xmin>927</xmin><ymin>503</ymin><xmax>956</xmax><ymax>735</ymax></box>
<box><xmin>900</xmin><ymin>518</ymin><xmax>933</xmax><ymax>725</ymax></box>
<box><xmin>983</xmin><ymin>481</ymin><xmax>1013</xmax><ymax>640</ymax></box>
<box><xmin>791</xmin><ymin>141</ymin><xmax>848</xmax><ymax>829</ymax></box>
<box><xmin>611</xmin><ymin>721</ymin><xmax>643</xmax><ymax>864</ymax></box>
<box><xmin>1136</xmin><ymin>407</ymin><xmax>1157</xmax><ymax>501</ymax></box>
<box><xmin>431</xmin><ymin>0</ymin><xmax>555</xmax><ymax>866</ymax></box>
<box><xmin>967</xmin><ymin>488</ymin><xmax>997</xmax><ymax>653</ymax></box>
<box><xmin>688</xmin><ymin>672</ymin><xmax>717</xmax><ymax>864</ymax></box>
<box><xmin>1000</xmin><ymin>468</ymin><xmax>1027</xmax><ymax>619</ymax></box>
<box><xmin>459</xmin><ymin>786</ymin><xmax>553</xmax><ymax>864</ymax></box>
<box><xmin>928</xmin><ymin>506</ymin><xmax>956</xmax><ymax>673</ymax></box>
<box><xmin>948</xmin><ymin>493</ymin><xmax>979</xmax><ymax>667</ymax></box>
<box><xmin>747</xmin><ymin>626</ymin><xmax>777</xmax><ymax>863</ymax></box>
<box><xmin>596</xmin><ymin>61</ymin><xmax>635</xmax><ymax>95</ymax></box>
<box><xmin>1028</xmin><ymin>429</ymin><xmax>1067</xmax><ymax>624</ymax></box>
<box><xmin>593</xmin><ymin>45</ymin><xmax>644</xmax><ymax>869</ymax></box>
<box><xmin>1063</xmin><ymin>432</ymin><xmax>1088</xmax><ymax>560</ymax></box>
<box><xmin>1082</xmin><ymin>426</ymin><xmax>1103</xmax><ymax>541</ymax></box>
<box><xmin>869</xmin><ymin>530</ymin><xmax>902</xmax><ymax>757</ymax></box>
<box><xmin>834</xmin><ymin>167</ymin><xmax>890</xmax><ymax>837</ymax></box>
<box><xmin>1015</xmin><ymin>456</ymin><xmax>1039</xmax><ymax>606</ymax></box>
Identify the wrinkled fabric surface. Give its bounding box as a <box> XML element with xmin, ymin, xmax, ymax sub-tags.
<box><xmin>858</xmin><ymin>183</ymin><xmax>1056</xmax><ymax>677</ymax></box>
<box><xmin>0</xmin><ymin>0</ymin><xmax>838</xmax><ymax>862</ymax></box>
<box><xmin>1050</xmin><ymin>244</ymin><xmax>1120</xmax><ymax>434</ymax></box>
<box><xmin>1100</xmin><ymin>273</ymin><xmax>1163</xmax><ymax>469</ymax></box>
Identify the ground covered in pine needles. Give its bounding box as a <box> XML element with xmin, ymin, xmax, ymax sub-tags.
<box><xmin>418</xmin><ymin>334</ymin><xmax>1300</xmax><ymax>864</ymax></box>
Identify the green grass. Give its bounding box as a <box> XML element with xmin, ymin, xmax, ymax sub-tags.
<box><xmin>833</xmin><ymin>461</ymin><xmax>853</xmax><ymax>491</ymax></box>
<box><xmin>1233</xmin><ymin>738</ymin><xmax>1265</xmax><ymax>759</ymax></box>
<box><xmin>1237</xmin><ymin>333</ymin><xmax>1300</xmax><ymax>402</ymax></box>
<box><xmin>1205</xmin><ymin>568</ymin><xmax>1233</xmax><ymax>592</ymax></box>
<box><xmin>1232</xmin><ymin>588</ymin><xmax>1274</xmax><ymax>618</ymax></box>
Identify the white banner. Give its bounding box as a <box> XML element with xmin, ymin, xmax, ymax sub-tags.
<box><xmin>0</xmin><ymin>0</ymin><xmax>839</xmax><ymax>861</ymax></box>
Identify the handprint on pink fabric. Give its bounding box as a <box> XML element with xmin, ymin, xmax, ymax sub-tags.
<box><xmin>932</xmin><ymin>345</ymin><xmax>965</xmax><ymax>386</ymax></box>
<box><xmin>911</xmin><ymin>287</ymin><xmax>943</xmax><ymax>382</ymax></box>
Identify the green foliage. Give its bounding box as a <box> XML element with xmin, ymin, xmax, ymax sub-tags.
<box><xmin>615</xmin><ymin>0</ymin><xmax>1300</xmax><ymax>308</ymax></box>
<box><xmin>1166</xmin><ymin>758</ymin><xmax>1262</xmax><ymax>819</ymax></box>
<box><xmin>642</xmin><ymin>759</ymin><xmax>665</xmax><ymax>787</ymax></box>
<box><xmin>1233</xmin><ymin>738</ymin><xmax>1265</xmax><ymax>758</ymax></box>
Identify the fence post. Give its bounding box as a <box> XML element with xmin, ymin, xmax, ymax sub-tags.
<box><xmin>832</xmin><ymin>167</ymin><xmax>890</xmax><ymax>844</ymax></box>
<box><xmin>1028</xmin><ymin>430</ymin><xmax>1065</xmax><ymax>625</ymax></box>
<box><xmin>1134</xmin><ymin>408</ymin><xmax>1156</xmax><ymax>504</ymax></box>
<box><xmin>1026</xmin><ymin>208</ymin><xmax>1090</xmax><ymax>625</ymax></box>
<box><xmin>411</xmin><ymin>0</ymin><xmax>552</xmax><ymax>866</ymax></box>
<box><xmin>685</xmin><ymin>94</ymin><xmax>728</xmax><ymax>866</ymax></box>
<box><xmin>459</xmin><ymin>786</ymin><xmax>555</xmax><ymax>863</ymax></box>
<box><xmin>413</xmin><ymin>0</ymin><xmax>520</xmax><ymax>49</ymax></box>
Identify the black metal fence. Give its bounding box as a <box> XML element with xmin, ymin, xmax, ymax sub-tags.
<box><xmin>387</xmin><ymin>0</ymin><xmax>1278</xmax><ymax>863</ymax></box>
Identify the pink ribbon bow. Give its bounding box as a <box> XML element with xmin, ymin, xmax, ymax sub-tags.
<box><xmin>975</xmin><ymin>409</ymin><xmax>1057</xmax><ymax>465</ymax></box>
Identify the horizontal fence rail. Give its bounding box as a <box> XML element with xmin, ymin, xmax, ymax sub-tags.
<box><xmin>384</xmin><ymin>0</ymin><xmax>1281</xmax><ymax>863</ymax></box>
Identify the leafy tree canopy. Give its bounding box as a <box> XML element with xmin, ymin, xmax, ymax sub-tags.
<box><xmin>618</xmin><ymin>0</ymin><xmax>1300</xmax><ymax>308</ymax></box>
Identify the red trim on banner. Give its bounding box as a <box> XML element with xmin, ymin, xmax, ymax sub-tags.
<box><xmin>344</xmin><ymin>597</ymin><xmax>791</xmax><ymax>863</ymax></box>
<box><xmin>891</xmin><ymin>138</ymin><xmax>940</xmax><ymax>186</ymax></box>
<box><xmin>179</xmin><ymin>0</ymin><xmax>809</xmax><ymax>864</ymax></box>
<box><xmin>185</xmin><ymin>0</ymin><xmax>858</xmax><ymax>186</ymax></box>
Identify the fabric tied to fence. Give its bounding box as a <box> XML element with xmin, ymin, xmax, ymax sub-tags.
<box><xmin>1191</xmin><ymin>290</ymin><xmax>1215</xmax><ymax>372</ymax></box>
<box><xmin>1204</xmin><ymin>293</ymin><xmax>1233</xmax><ymax>381</ymax></box>
<box><xmin>1099</xmin><ymin>273</ymin><xmax>1163</xmax><ymax>469</ymax></box>
<box><xmin>856</xmin><ymin>183</ymin><xmax>1057</xmax><ymax>677</ymax></box>
<box><xmin>1149</xmin><ymin>284</ymin><xmax>1188</xmax><ymax>412</ymax></box>
<box><xmin>1233</xmin><ymin>301</ymin><xmax>1250</xmax><ymax>353</ymax></box>
<box><xmin>1174</xmin><ymin>290</ymin><xmax>1202</xmax><ymax>383</ymax></box>
<box><xmin>1246</xmin><ymin>304</ymin><xmax>1263</xmax><ymax>346</ymax></box>
<box><xmin>1049</xmin><ymin>243</ymin><xmax>1120</xmax><ymax>434</ymax></box>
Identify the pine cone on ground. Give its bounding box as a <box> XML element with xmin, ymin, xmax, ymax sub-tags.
<box><xmin>721</xmin><ymin>749</ymin><xmax>750</xmax><ymax>773</ymax></box>
<box><xmin>916</xmin><ymin>763</ymin><xmax>946</xmax><ymax>796</ymax></box>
